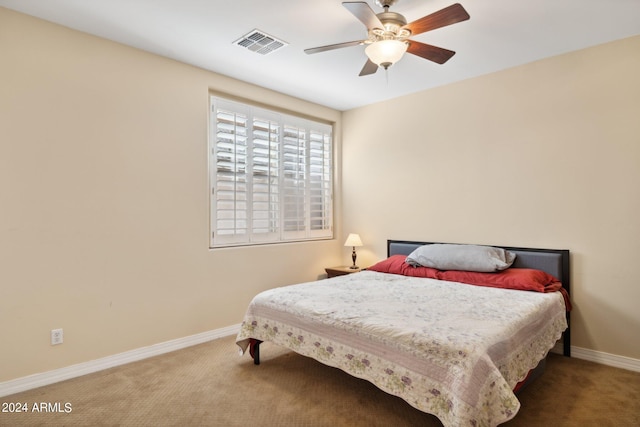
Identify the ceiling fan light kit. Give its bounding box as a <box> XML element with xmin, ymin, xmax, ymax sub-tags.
<box><xmin>305</xmin><ymin>1</ymin><xmax>470</xmax><ymax>76</ymax></box>
<box><xmin>365</xmin><ymin>39</ymin><xmax>408</xmax><ymax>69</ymax></box>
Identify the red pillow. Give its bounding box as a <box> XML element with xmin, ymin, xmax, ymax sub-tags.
<box><xmin>436</xmin><ymin>268</ymin><xmax>561</xmax><ymax>293</ymax></box>
<box><xmin>367</xmin><ymin>255</ymin><xmax>439</xmax><ymax>279</ymax></box>
<box><xmin>368</xmin><ymin>256</ymin><xmax>560</xmax><ymax>293</ymax></box>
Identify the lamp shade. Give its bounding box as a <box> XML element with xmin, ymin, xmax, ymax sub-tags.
<box><xmin>344</xmin><ymin>233</ymin><xmax>363</xmax><ymax>247</ymax></box>
<box><xmin>365</xmin><ymin>40</ymin><xmax>408</xmax><ymax>68</ymax></box>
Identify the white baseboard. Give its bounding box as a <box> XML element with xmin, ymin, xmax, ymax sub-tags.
<box><xmin>3</xmin><ymin>328</ymin><xmax>639</xmax><ymax>398</ymax></box>
<box><xmin>551</xmin><ymin>343</ymin><xmax>640</xmax><ymax>372</ymax></box>
<box><xmin>570</xmin><ymin>346</ymin><xmax>640</xmax><ymax>372</ymax></box>
<box><xmin>0</xmin><ymin>324</ymin><xmax>240</xmax><ymax>398</ymax></box>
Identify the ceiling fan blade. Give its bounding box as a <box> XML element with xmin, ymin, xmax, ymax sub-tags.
<box><xmin>304</xmin><ymin>40</ymin><xmax>365</xmax><ymax>55</ymax></box>
<box><xmin>404</xmin><ymin>3</ymin><xmax>470</xmax><ymax>36</ymax></box>
<box><xmin>358</xmin><ymin>59</ymin><xmax>379</xmax><ymax>76</ymax></box>
<box><xmin>407</xmin><ymin>40</ymin><xmax>456</xmax><ymax>64</ymax></box>
<box><xmin>343</xmin><ymin>1</ymin><xmax>383</xmax><ymax>29</ymax></box>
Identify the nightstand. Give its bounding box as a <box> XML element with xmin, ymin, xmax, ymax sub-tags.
<box><xmin>325</xmin><ymin>266</ymin><xmax>361</xmax><ymax>278</ymax></box>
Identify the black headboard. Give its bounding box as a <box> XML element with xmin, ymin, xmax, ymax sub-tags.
<box><xmin>387</xmin><ymin>240</ymin><xmax>571</xmax><ymax>356</ymax></box>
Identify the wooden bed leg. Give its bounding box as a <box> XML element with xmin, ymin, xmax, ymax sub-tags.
<box><xmin>249</xmin><ymin>339</ymin><xmax>262</xmax><ymax>365</ymax></box>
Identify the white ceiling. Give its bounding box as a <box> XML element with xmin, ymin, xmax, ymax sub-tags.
<box><xmin>2</xmin><ymin>0</ymin><xmax>639</xmax><ymax>111</ymax></box>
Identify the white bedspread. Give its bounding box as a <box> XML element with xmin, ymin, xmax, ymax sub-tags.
<box><xmin>236</xmin><ymin>270</ymin><xmax>567</xmax><ymax>427</ymax></box>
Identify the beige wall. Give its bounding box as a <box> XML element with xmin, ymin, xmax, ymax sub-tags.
<box><xmin>0</xmin><ymin>8</ymin><xmax>344</xmax><ymax>382</ymax></box>
<box><xmin>343</xmin><ymin>35</ymin><xmax>640</xmax><ymax>360</ymax></box>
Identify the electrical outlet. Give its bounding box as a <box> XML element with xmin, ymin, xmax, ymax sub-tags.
<box><xmin>51</xmin><ymin>328</ymin><xmax>63</xmax><ymax>345</ymax></box>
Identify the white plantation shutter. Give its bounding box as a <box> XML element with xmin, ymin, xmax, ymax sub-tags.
<box><xmin>282</xmin><ymin>124</ymin><xmax>307</xmax><ymax>239</ymax></box>
<box><xmin>210</xmin><ymin>96</ymin><xmax>332</xmax><ymax>247</ymax></box>
<box><xmin>213</xmin><ymin>104</ymin><xmax>249</xmax><ymax>245</ymax></box>
<box><xmin>309</xmin><ymin>128</ymin><xmax>332</xmax><ymax>236</ymax></box>
<box><xmin>250</xmin><ymin>114</ymin><xmax>280</xmax><ymax>242</ymax></box>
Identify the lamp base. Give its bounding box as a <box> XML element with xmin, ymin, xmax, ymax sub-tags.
<box><xmin>351</xmin><ymin>247</ymin><xmax>358</xmax><ymax>270</ymax></box>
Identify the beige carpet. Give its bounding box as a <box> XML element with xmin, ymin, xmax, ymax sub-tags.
<box><xmin>2</xmin><ymin>335</ymin><xmax>639</xmax><ymax>426</ymax></box>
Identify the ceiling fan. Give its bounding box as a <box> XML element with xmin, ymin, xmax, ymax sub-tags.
<box><xmin>305</xmin><ymin>1</ymin><xmax>470</xmax><ymax>76</ymax></box>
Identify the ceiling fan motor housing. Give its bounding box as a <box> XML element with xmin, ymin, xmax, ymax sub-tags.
<box><xmin>370</xmin><ymin>11</ymin><xmax>410</xmax><ymax>42</ymax></box>
<box><xmin>377</xmin><ymin>11</ymin><xmax>407</xmax><ymax>29</ymax></box>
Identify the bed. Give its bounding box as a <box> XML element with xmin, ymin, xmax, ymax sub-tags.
<box><xmin>236</xmin><ymin>240</ymin><xmax>571</xmax><ymax>426</ymax></box>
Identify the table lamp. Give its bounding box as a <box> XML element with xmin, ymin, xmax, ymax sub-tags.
<box><xmin>344</xmin><ymin>233</ymin><xmax>363</xmax><ymax>269</ymax></box>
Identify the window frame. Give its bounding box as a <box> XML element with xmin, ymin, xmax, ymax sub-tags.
<box><xmin>209</xmin><ymin>95</ymin><xmax>333</xmax><ymax>249</ymax></box>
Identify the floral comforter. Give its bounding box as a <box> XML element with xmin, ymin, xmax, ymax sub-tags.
<box><xmin>236</xmin><ymin>270</ymin><xmax>567</xmax><ymax>427</ymax></box>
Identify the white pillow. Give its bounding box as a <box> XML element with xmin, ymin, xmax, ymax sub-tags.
<box><xmin>406</xmin><ymin>244</ymin><xmax>516</xmax><ymax>272</ymax></box>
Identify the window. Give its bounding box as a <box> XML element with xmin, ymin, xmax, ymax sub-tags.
<box><xmin>209</xmin><ymin>96</ymin><xmax>333</xmax><ymax>248</ymax></box>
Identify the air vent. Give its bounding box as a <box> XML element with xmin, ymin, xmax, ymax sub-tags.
<box><xmin>234</xmin><ymin>29</ymin><xmax>288</xmax><ymax>55</ymax></box>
